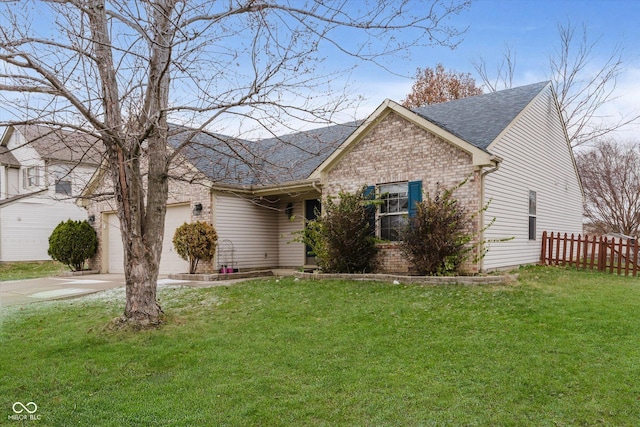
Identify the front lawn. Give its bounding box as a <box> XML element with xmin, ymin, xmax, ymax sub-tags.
<box><xmin>0</xmin><ymin>260</ymin><xmax>64</xmax><ymax>281</ymax></box>
<box><xmin>1</xmin><ymin>266</ymin><xmax>639</xmax><ymax>425</ymax></box>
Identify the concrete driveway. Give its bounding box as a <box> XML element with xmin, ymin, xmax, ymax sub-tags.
<box><xmin>0</xmin><ymin>272</ymin><xmax>274</xmax><ymax>308</ymax></box>
<box><xmin>0</xmin><ymin>273</ymin><xmax>127</xmax><ymax>307</ymax></box>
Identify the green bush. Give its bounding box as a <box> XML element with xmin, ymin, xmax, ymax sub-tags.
<box><xmin>301</xmin><ymin>188</ymin><xmax>378</xmax><ymax>273</ymax></box>
<box><xmin>400</xmin><ymin>181</ymin><xmax>472</xmax><ymax>275</ymax></box>
<box><xmin>173</xmin><ymin>221</ymin><xmax>218</xmax><ymax>274</ymax></box>
<box><xmin>48</xmin><ymin>219</ymin><xmax>98</xmax><ymax>271</ymax></box>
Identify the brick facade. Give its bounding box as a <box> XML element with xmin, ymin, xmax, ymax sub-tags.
<box><xmin>323</xmin><ymin>112</ymin><xmax>482</xmax><ymax>274</ymax></box>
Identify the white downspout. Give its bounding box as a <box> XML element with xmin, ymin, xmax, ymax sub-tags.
<box><xmin>478</xmin><ymin>156</ymin><xmax>502</xmax><ymax>272</ymax></box>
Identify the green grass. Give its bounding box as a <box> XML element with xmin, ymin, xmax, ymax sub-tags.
<box><xmin>0</xmin><ymin>261</ymin><xmax>65</xmax><ymax>281</ymax></box>
<box><xmin>2</xmin><ymin>266</ymin><xmax>640</xmax><ymax>426</ymax></box>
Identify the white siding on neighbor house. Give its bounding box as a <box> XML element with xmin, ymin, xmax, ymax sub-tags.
<box><xmin>5</xmin><ymin>132</ymin><xmax>44</xmax><ymax>194</ymax></box>
<box><xmin>277</xmin><ymin>198</ymin><xmax>306</xmax><ymax>267</ymax></box>
<box><xmin>7</xmin><ymin>168</ymin><xmax>19</xmax><ymax>197</ymax></box>
<box><xmin>0</xmin><ymin>166</ymin><xmax>5</xmax><ymax>199</ymax></box>
<box><xmin>482</xmin><ymin>86</ymin><xmax>583</xmax><ymax>270</ymax></box>
<box><xmin>0</xmin><ymin>197</ymin><xmax>89</xmax><ymax>261</ymax></box>
<box><xmin>214</xmin><ymin>192</ymin><xmax>279</xmax><ymax>270</ymax></box>
<box><xmin>45</xmin><ymin>162</ymin><xmax>96</xmax><ymax>198</ymax></box>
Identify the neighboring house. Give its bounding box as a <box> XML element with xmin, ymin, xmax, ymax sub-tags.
<box><xmin>0</xmin><ymin>125</ymin><xmax>101</xmax><ymax>262</ymax></box>
<box><xmin>85</xmin><ymin>81</ymin><xmax>583</xmax><ymax>274</ymax></box>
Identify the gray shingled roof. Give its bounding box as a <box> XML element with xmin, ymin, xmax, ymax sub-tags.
<box><xmin>412</xmin><ymin>81</ymin><xmax>549</xmax><ymax>150</ymax></box>
<box><xmin>171</xmin><ymin>121</ymin><xmax>360</xmax><ymax>185</ymax></box>
<box><xmin>258</xmin><ymin>121</ymin><xmax>361</xmax><ymax>182</ymax></box>
<box><xmin>169</xmin><ymin>127</ymin><xmax>260</xmax><ymax>185</ymax></box>
<box><xmin>172</xmin><ymin>82</ymin><xmax>549</xmax><ymax>186</ymax></box>
<box><xmin>14</xmin><ymin>124</ymin><xmax>103</xmax><ymax>165</ymax></box>
<box><xmin>0</xmin><ymin>146</ymin><xmax>19</xmax><ymax>167</ymax></box>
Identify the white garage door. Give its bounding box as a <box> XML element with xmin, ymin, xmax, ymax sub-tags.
<box><xmin>106</xmin><ymin>204</ymin><xmax>191</xmax><ymax>274</ymax></box>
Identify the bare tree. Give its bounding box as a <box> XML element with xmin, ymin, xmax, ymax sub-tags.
<box><xmin>401</xmin><ymin>63</ymin><xmax>482</xmax><ymax>108</ymax></box>
<box><xmin>0</xmin><ymin>0</ymin><xmax>470</xmax><ymax>327</ymax></box>
<box><xmin>575</xmin><ymin>139</ymin><xmax>640</xmax><ymax>236</ymax></box>
<box><xmin>473</xmin><ymin>22</ymin><xmax>639</xmax><ymax>147</ymax></box>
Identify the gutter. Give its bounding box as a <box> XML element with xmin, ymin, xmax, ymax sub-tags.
<box><xmin>210</xmin><ymin>178</ymin><xmax>322</xmax><ymax>197</ymax></box>
<box><xmin>478</xmin><ymin>155</ymin><xmax>503</xmax><ymax>272</ymax></box>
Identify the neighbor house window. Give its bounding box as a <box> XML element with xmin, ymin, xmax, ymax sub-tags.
<box><xmin>23</xmin><ymin>166</ymin><xmax>39</xmax><ymax>188</ymax></box>
<box><xmin>528</xmin><ymin>190</ymin><xmax>537</xmax><ymax>240</ymax></box>
<box><xmin>54</xmin><ymin>166</ymin><xmax>72</xmax><ymax>195</ymax></box>
<box><xmin>367</xmin><ymin>180</ymin><xmax>422</xmax><ymax>242</ymax></box>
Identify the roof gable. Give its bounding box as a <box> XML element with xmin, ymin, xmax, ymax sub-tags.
<box><xmin>11</xmin><ymin>124</ymin><xmax>103</xmax><ymax>165</ymax></box>
<box><xmin>412</xmin><ymin>81</ymin><xmax>550</xmax><ymax>150</ymax></box>
<box><xmin>0</xmin><ymin>145</ymin><xmax>20</xmax><ymax>167</ymax></box>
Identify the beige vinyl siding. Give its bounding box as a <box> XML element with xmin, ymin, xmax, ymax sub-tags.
<box><xmin>277</xmin><ymin>198</ymin><xmax>306</xmax><ymax>267</ymax></box>
<box><xmin>213</xmin><ymin>192</ymin><xmax>279</xmax><ymax>270</ymax></box>
<box><xmin>482</xmin><ymin>86</ymin><xmax>583</xmax><ymax>270</ymax></box>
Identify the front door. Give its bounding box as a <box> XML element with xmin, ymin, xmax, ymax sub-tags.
<box><xmin>304</xmin><ymin>199</ymin><xmax>321</xmax><ymax>265</ymax></box>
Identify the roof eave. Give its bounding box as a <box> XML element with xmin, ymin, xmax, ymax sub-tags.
<box><xmin>211</xmin><ymin>178</ymin><xmax>321</xmax><ymax>197</ymax></box>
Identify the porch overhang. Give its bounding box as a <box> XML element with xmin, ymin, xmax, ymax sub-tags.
<box><xmin>210</xmin><ymin>178</ymin><xmax>322</xmax><ymax>197</ymax></box>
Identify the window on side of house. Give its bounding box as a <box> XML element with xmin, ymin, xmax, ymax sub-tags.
<box><xmin>528</xmin><ymin>190</ymin><xmax>537</xmax><ymax>240</ymax></box>
<box><xmin>54</xmin><ymin>166</ymin><xmax>72</xmax><ymax>195</ymax></box>
<box><xmin>23</xmin><ymin>166</ymin><xmax>39</xmax><ymax>189</ymax></box>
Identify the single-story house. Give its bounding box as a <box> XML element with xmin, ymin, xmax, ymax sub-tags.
<box><xmin>0</xmin><ymin>125</ymin><xmax>101</xmax><ymax>262</ymax></box>
<box><xmin>84</xmin><ymin>81</ymin><xmax>583</xmax><ymax>274</ymax></box>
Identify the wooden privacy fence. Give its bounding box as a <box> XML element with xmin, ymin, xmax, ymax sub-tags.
<box><xmin>540</xmin><ymin>231</ymin><xmax>640</xmax><ymax>277</ymax></box>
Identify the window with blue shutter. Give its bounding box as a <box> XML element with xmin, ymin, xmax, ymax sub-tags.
<box><xmin>364</xmin><ymin>185</ymin><xmax>376</xmax><ymax>236</ymax></box>
<box><xmin>370</xmin><ymin>180</ymin><xmax>424</xmax><ymax>241</ymax></box>
<box><xmin>408</xmin><ymin>180</ymin><xmax>422</xmax><ymax>218</ymax></box>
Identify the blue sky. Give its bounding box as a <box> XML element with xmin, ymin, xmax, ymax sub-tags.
<box><xmin>2</xmin><ymin>0</ymin><xmax>638</xmax><ymax>138</ymax></box>
<box><xmin>348</xmin><ymin>0</ymin><xmax>640</xmax><ymax>137</ymax></box>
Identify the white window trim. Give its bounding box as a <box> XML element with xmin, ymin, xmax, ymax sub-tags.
<box><xmin>23</xmin><ymin>166</ymin><xmax>39</xmax><ymax>189</ymax></box>
<box><xmin>377</xmin><ymin>182</ymin><xmax>409</xmax><ymax>241</ymax></box>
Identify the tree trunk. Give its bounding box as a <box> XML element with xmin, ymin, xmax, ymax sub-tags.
<box><xmin>123</xmin><ymin>237</ymin><xmax>163</xmax><ymax>325</ymax></box>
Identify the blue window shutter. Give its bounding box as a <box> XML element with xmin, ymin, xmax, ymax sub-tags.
<box><xmin>364</xmin><ymin>185</ymin><xmax>376</xmax><ymax>235</ymax></box>
<box><xmin>408</xmin><ymin>180</ymin><xmax>422</xmax><ymax>217</ymax></box>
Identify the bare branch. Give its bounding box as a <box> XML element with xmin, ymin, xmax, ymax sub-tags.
<box><xmin>474</xmin><ymin>21</ymin><xmax>639</xmax><ymax>147</ymax></box>
<box><xmin>576</xmin><ymin>138</ymin><xmax>640</xmax><ymax>236</ymax></box>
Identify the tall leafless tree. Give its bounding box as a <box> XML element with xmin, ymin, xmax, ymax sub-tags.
<box><xmin>0</xmin><ymin>0</ymin><xmax>470</xmax><ymax>327</ymax></box>
<box><xmin>402</xmin><ymin>63</ymin><xmax>482</xmax><ymax>108</ymax></box>
<box><xmin>575</xmin><ymin>139</ymin><xmax>640</xmax><ymax>236</ymax></box>
<box><xmin>473</xmin><ymin>22</ymin><xmax>639</xmax><ymax>147</ymax></box>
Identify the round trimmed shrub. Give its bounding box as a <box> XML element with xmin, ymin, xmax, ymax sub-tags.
<box><xmin>173</xmin><ymin>221</ymin><xmax>218</xmax><ymax>274</ymax></box>
<box><xmin>48</xmin><ymin>219</ymin><xmax>98</xmax><ymax>271</ymax></box>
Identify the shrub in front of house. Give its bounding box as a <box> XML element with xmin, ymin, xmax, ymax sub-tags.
<box><xmin>48</xmin><ymin>219</ymin><xmax>98</xmax><ymax>271</ymax></box>
<box><xmin>173</xmin><ymin>221</ymin><xmax>218</xmax><ymax>274</ymax></box>
<box><xmin>400</xmin><ymin>181</ymin><xmax>473</xmax><ymax>275</ymax></box>
<box><xmin>303</xmin><ymin>188</ymin><xmax>377</xmax><ymax>273</ymax></box>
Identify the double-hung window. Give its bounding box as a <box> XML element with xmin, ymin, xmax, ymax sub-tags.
<box><xmin>379</xmin><ymin>183</ymin><xmax>409</xmax><ymax>241</ymax></box>
<box><xmin>366</xmin><ymin>180</ymin><xmax>422</xmax><ymax>242</ymax></box>
<box><xmin>23</xmin><ymin>166</ymin><xmax>39</xmax><ymax>188</ymax></box>
<box><xmin>54</xmin><ymin>166</ymin><xmax>72</xmax><ymax>195</ymax></box>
